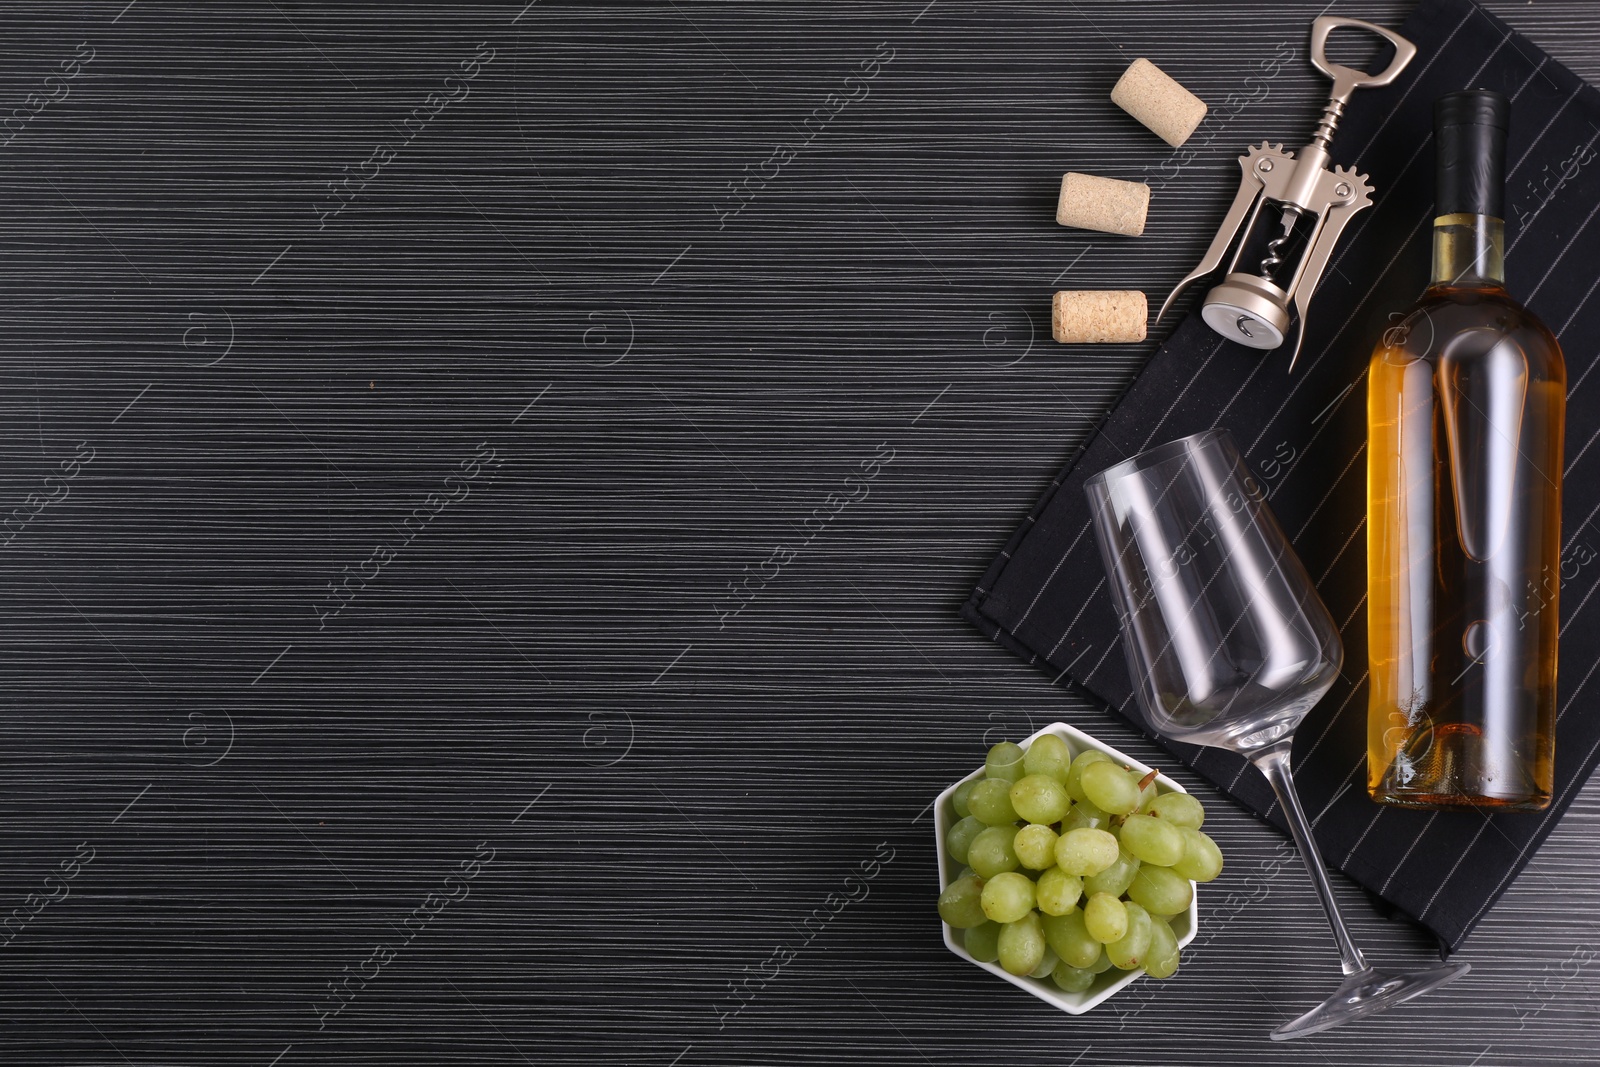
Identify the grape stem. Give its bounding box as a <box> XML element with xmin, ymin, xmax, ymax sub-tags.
<box><xmin>1253</xmin><ymin>743</ymin><xmax>1370</xmax><ymax>978</ymax></box>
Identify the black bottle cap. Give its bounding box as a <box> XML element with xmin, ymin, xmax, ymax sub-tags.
<box><xmin>1435</xmin><ymin>89</ymin><xmax>1509</xmax><ymax>218</ymax></box>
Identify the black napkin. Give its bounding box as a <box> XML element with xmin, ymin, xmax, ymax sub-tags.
<box><xmin>964</xmin><ymin>0</ymin><xmax>1600</xmax><ymax>953</ymax></box>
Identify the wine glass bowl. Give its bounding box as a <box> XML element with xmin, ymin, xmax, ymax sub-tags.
<box><xmin>1086</xmin><ymin>429</ymin><xmax>1343</xmax><ymax>756</ymax></box>
<box><xmin>1085</xmin><ymin>429</ymin><xmax>1469</xmax><ymax>1040</ymax></box>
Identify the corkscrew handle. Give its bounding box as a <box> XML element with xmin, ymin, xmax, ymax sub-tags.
<box><xmin>1304</xmin><ymin>17</ymin><xmax>1417</xmax><ymax>155</ymax></box>
<box><xmin>1309</xmin><ymin>16</ymin><xmax>1417</xmax><ymax>104</ymax></box>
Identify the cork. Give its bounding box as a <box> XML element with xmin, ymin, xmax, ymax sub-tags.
<box><xmin>1056</xmin><ymin>172</ymin><xmax>1150</xmax><ymax>237</ymax></box>
<box><xmin>1111</xmin><ymin>58</ymin><xmax>1207</xmax><ymax>148</ymax></box>
<box><xmin>1052</xmin><ymin>290</ymin><xmax>1147</xmax><ymax>344</ymax></box>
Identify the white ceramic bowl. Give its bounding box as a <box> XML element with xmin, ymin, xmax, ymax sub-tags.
<box><xmin>934</xmin><ymin>721</ymin><xmax>1200</xmax><ymax>1014</ymax></box>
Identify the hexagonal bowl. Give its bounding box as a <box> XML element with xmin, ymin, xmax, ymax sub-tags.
<box><xmin>934</xmin><ymin>721</ymin><xmax>1199</xmax><ymax>1014</ymax></box>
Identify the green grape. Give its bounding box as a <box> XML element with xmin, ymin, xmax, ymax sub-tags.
<box><xmin>967</xmin><ymin>825</ymin><xmax>1020</xmax><ymax>878</ymax></box>
<box><xmin>968</xmin><ymin>779</ymin><xmax>1020</xmax><ymax>826</ymax></box>
<box><xmin>1081</xmin><ymin>761</ymin><xmax>1141</xmax><ymax>815</ymax></box>
<box><xmin>950</xmin><ymin>778</ymin><xmax>978</xmax><ymax>819</ymax></box>
<box><xmin>1040</xmin><ymin>909</ymin><xmax>1100</xmax><ymax>969</ymax></box>
<box><xmin>937</xmin><ymin>874</ymin><xmax>988</xmax><ymax>928</ymax></box>
<box><xmin>1171</xmin><ymin>828</ymin><xmax>1224</xmax><ymax>882</ymax></box>
<box><xmin>1119</xmin><ymin>814</ymin><xmax>1185</xmax><ymax>866</ymax></box>
<box><xmin>985</xmin><ymin>742</ymin><xmax>1027</xmax><ymax>784</ymax></box>
<box><xmin>1144</xmin><ymin>915</ymin><xmax>1180</xmax><ymax>978</ymax></box>
<box><xmin>1010</xmin><ymin>774</ymin><xmax>1070</xmax><ymax>824</ymax></box>
<box><xmin>1013</xmin><ymin>824</ymin><xmax>1060</xmax><ymax>870</ymax></box>
<box><xmin>997</xmin><ymin>911</ymin><xmax>1046</xmax><ymax>977</ymax></box>
<box><xmin>1054</xmin><ymin>827</ymin><xmax>1119</xmax><ymax>876</ymax></box>
<box><xmin>1083</xmin><ymin>892</ymin><xmax>1128</xmax><ymax>944</ymax></box>
<box><xmin>1127</xmin><ymin>865</ymin><xmax>1194</xmax><ymax>916</ymax></box>
<box><xmin>964</xmin><ymin>920</ymin><xmax>1001</xmax><ymax>963</ymax></box>
<box><xmin>1105</xmin><ymin>901</ymin><xmax>1152</xmax><ymax>970</ymax></box>
<box><xmin>1035</xmin><ymin>867</ymin><xmax>1083</xmax><ymax>915</ymax></box>
<box><xmin>1085</xmin><ymin>947</ymin><xmax>1114</xmax><ymax>974</ymax></box>
<box><xmin>1059</xmin><ymin>798</ymin><xmax>1113</xmax><ymax>832</ymax></box>
<box><xmin>1147</xmin><ymin>790</ymin><xmax>1205</xmax><ymax>829</ymax></box>
<box><xmin>979</xmin><ymin>871</ymin><xmax>1036</xmax><ymax>924</ymax></box>
<box><xmin>1029</xmin><ymin>945</ymin><xmax>1060</xmax><ymax>979</ymax></box>
<box><xmin>1022</xmin><ymin>733</ymin><xmax>1073</xmax><ymax>783</ymax></box>
<box><xmin>1083</xmin><ymin>848</ymin><xmax>1140</xmax><ymax>898</ymax></box>
<box><xmin>944</xmin><ymin>815</ymin><xmax>987</xmax><ymax>866</ymax></box>
<box><xmin>1051</xmin><ymin>964</ymin><xmax>1095</xmax><ymax>994</ymax></box>
<box><xmin>1064</xmin><ymin>749</ymin><xmax>1112</xmax><ymax>802</ymax></box>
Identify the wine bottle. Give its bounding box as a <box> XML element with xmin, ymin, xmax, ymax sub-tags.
<box><xmin>1366</xmin><ymin>90</ymin><xmax>1565</xmax><ymax>811</ymax></box>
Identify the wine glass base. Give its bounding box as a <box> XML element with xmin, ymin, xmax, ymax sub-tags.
<box><xmin>1270</xmin><ymin>961</ymin><xmax>1471</xmax><ymax>1041</ymax></box>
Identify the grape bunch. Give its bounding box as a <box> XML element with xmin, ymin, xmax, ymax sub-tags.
<box><xmin>936</xmin><ymin>735</ymin><xmax>1222</xmax><ymax>992</ymax></box>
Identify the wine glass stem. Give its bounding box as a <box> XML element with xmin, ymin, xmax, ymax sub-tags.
<box><xmin>1253</xmin><ymin>746</ymin><xmax>1370</xmax><ymax>977</ymax></box>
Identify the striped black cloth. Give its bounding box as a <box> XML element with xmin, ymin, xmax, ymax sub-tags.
<box><xmin>964</xmin><ymin>0</ymin><xmax>1600</xmax><ymax>953</ymax></box>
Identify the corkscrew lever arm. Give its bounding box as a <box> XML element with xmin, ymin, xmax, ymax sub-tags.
<box><xmin>1155</xmin><ymin>157</ymin><xmax>1267</xmax><ymax>326</ymax></box>
<box><xmin>1284</xmin><ymin>189</ymin><xmax>1370</xmax><ymax>371</ymax></box>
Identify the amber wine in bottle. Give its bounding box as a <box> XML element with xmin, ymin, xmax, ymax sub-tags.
<box><xmin>1366</xmin><ymin>90</ymin><xmax>1565</xmax><ymax>810</ymax></box>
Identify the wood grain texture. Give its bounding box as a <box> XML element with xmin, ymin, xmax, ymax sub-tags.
<box><xmin>0</xmin><ymin>1</ymin><xmax>1596</xmax><ymax>1064</ymax></box>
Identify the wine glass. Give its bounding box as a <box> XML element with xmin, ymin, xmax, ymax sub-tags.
<box><xmin>1084</xmin><ymin>428</ymin><xmax>1468</xmax><ymax>1040</ymax></box>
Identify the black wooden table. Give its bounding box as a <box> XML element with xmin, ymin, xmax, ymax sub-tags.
<box><xmin>1</xmin><ymin>2</ymin><xmax>1596</xmax><ymax>1064</ymax></box>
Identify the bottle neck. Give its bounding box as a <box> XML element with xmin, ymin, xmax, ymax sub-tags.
<box><xmin>1429</xmin><ymin>212</ymin><xmax>1505</xmax><ymax>289</ymax></box>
